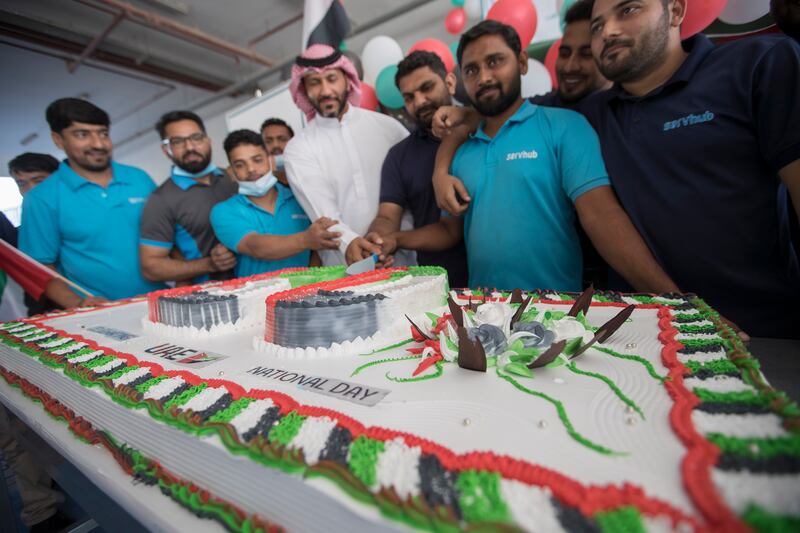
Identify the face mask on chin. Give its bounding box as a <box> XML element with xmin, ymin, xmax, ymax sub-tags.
<box><xmin>238</xmin><ymin>171</ymin><xmax>278</xmax><ymax>197</ymax></box>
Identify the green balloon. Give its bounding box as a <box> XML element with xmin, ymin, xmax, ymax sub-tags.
<box><xmin>450</xmin><ymin>40</ymin><xmax>460</xmax><ymax>64</ymax></box>
<box><xmin>451</xmin><ymin>0</ymin><xmax>465</xmax><ymax>6</ymax></box>
<box><xmin>375</xmin><ymin>64</ymin><xmax>404</xmax><ymax>109</ymax></box>
<box><xmin>339</xmin><ymin>40</ymin><xmax>348</xmax><ymax>51</ymax></box>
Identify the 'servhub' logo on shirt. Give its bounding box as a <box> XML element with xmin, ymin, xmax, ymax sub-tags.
<box><xmin>128</xmin><ymin>197</ymin><xmax>147</xmax><ymax>204</ymax></box>
<box><xmin>663</xmin><ymin>111</ymin><xmax>715</xmax><ymax>132</ymax></box>
<box><xmin>506</xmin><ymin>150</ymin><xmax>539</xmax><ymax>161</ymax></box>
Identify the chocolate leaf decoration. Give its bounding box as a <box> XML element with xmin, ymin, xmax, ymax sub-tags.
<box><xmin>457</xmin><ymin>326</ymin><xmax>487</xmax><ymax>372</ymax></box>
<box><xmin>447</xmin><ymin>296</ymin><xmax>463</xmax><ymax>328</ymax></box>
<box><xmin>527</xmin><ymin>340</ymin><xmax>567</xmax><ymax>368</ymax></box>
<box><xmin>405</xmin><ymin>314</ymin><xmax>431</xmax><ymax>341</ymax></box>
<box><xmin>510</xmin><ymin>288</ymin><xmax>524</xmax><ymax>304</ymax></box>
<box><xmin>510</xmin><ymin>295</ymin><xmax>533</xmax><ymax>328</ymax></box>
<box><xmin>568</xmin><ymin>284</ymin><xmax>594</xmax><ymax>317</ymax></box>
<box><xmin>597</xmin><ymin>304</ymin><xmax>635</xmax><ymax>343</ymax></box>
<box><xmin>569</xmin><ymin>335</ymin><xmax>599</xmax><ymax>360</ymax></box>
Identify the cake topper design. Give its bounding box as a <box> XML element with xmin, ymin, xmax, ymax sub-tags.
<box><xmin>457</xmin><ymin>326</ymin><xmax>487</xmax><ymax>372</ymax></box>
<box><xmin>567</xmin><ymin>285</ymin><xmax>594</xmax><ymax>317</ymax></box>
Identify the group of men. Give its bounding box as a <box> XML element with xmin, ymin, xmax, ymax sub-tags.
<box><xmin>4</xmin><ymin>0</ymin><xmax>800</xmax><ymax>342</ymax></box>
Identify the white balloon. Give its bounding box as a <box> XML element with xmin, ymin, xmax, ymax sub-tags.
<box><xmin>719</xmin><ymin>0</ymin><xmax>769</xmax><ymax>25</ymax></box>
<box><xmin>361</xmin><ymin>35</ymin><xmax>404</xmax><ymax>85</ymax></box>
<box><xmin>521</xmin><ymin>59</ymin><xmax>552</xmax><ymax>98</ymax></box>
<box><xmin>465</xmin><ymin>0</ymin><xmax>483</xmax><ymax>20</ymax></box>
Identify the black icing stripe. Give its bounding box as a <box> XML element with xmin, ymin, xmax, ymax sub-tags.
<box><xmin>318</xmin><ymin>426</ymin><xmax>353</xmax><ymax>466</ymax></box>
<box><xmin>678</xmin><ymin>344</ymin><xmax>725</xmax><ymax>354</ymax></box>
<box><xmin>716</xmin><ymin>453</ymin><xmax>800</xmax><ymax>474</ymax></box>
<box><xmin>125</xmin><ymin>372</ymin><xmax>154</xmax><ymax>390</ymax></box>
<box><xmin>671</xmin><ymin>315</ymin><xmax>705</xmax><ymax>324</ymax></box>
<box><xmin>694</xmin><ymin>402</ymin><xmax>772</xmax><ymax>415</ymax></box>
<box><xmin>156</xmin><ymin>381</ymin><xmax>191</xmax><ymax>405</ymax></box>
<box><xmin>195</xmin><ymin>393</ymin><xmax>233</xmax><ymax>422</ymax></box>
<box><xmin>690</xmin><ymin>369</ymin><xmax>742</xmax><ymax>381</ymax></box>
<box><xmin>669</xmin><ymin>302</ymin><xmax>696</xmax><ymax>311</ymax></box>
<box><xmin>244</xmin><ymin>405</ymin><xmax>281</xmax><ymax>442</ymax></box>
<box><xmin>417</xmin><ymin>454</ymin><xmax>462</xmax><ymax>520</ymax></box>
<box><xmin>92</xmin><ymin>361</ymin><xmax>123</xmax><ymax>378</ymax></box>
<box><xmin>31</xmin><ymin>333</ymin><xmax>57</xmax><ymax>344</ymax></box>
<box><xmin>553</xmin><ymin>497</ymin><xmax>600</xmax><ymax>533</ymax></box>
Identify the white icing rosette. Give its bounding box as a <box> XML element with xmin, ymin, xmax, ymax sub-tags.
<box><xmin>473</xmin><ymin>302</ymin><xmax>516</xmax><ymax>336</ymax></box>
<box><xmin>549</xmin><ymin>317</ymin><xmax>594</xmax><ymax>344</ymax></box>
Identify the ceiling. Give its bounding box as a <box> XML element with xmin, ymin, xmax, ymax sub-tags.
<box><xmin>0</xmin><ymin>0</ymin><xmax>566</xmax><ymax>174</ymax></box>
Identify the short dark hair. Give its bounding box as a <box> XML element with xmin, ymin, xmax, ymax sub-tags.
<box><xmin>565</xmin><ymin>0</ymin><xmax>595</xmax><ymax>25</ymax></box>
<box><xmin>45</xmin><ymin>98</ymin><xmax>110</xmax><ymax>134</ymax></box>
<box><xmin>223</xmin><ymin>129</ymin><xmax>265</xmax><ymax>156</ymax></box>
<box><xmin>259</xmin><ymin>117</ymin><xmax>294</xmax><ymax>138</ymax></box>
<box><xmin>457</xmin><ymin>20</ymin><xmax>522</xmax><ymax>66</ymax></box>
<box><xmin>8</xmin><ymin>152</ymin><xmax>60</xmax><ymax>176</ymax></box>
<box><xmin>155</xmin><ymin>110</ymin><xmax>205</xmax><ymax>139</ymax></box>
<box><xmin>395</xmin><ymin>51</ymin><xmax>448</xmax><ymax>88</ymax></box>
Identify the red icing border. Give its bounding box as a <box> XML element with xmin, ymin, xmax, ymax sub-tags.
<box><xmin>4</xmin><ymin>300</ymin><xmax>722</xmax><ymax>530</ymax></box>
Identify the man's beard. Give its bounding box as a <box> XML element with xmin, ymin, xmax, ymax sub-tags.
<box><xmin>313</xmin><ymin>91</ymin><xmax>348</xmax><ymax>118</ymax></box>
<box><xmin>598</xmin><ymin>10</ymin><xmax>670</xmax><ymax>83</ymax></box>
<box><xmin>412</xmin><ymin>97</ymin><xmax>450</xmax><ymax>130</ymax></box>
<box><xmin>75</xmin><ymin>149</ymin><xmax>111</xmax><ymax>172</ymax></box>
<box><xmin>468</xmin><ymin>75</ymin><xmax>521</xmax><ymax>117</ymax></box>
<box><xmin>175</xmin><ymin>150</ymin><xmax>211</xmax><ymax>174</ymax></box>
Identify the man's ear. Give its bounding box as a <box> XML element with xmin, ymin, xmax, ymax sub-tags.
<box><xmin>50</xmin><ymin>131</ymin><xmax>65</xmax><ymax>152</ymax></box>
<box><xmin>445</xmin><ymin>72</ymin><xmax>458</xmax><ymax>96</ymax></box>
<box><xmin>670</xmin><ymin>0</ymin><xmax>687</xmax><ymax>28</ymax></box>
<box><xmin>160</xmin><ymin>143</ymin><xmax>172</xmax><ymax>160</ymax></box>
<box><xmin>519</xmin><ymin>50</ymin><xmax>529</xmax><ymax>75</ymax></box>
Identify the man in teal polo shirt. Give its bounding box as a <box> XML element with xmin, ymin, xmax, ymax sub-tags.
<box><xmin>19</xmin><ymin>98</ymin><xmax>165</xmax><ymax>307</ymax></box>
<box><xmin>423</xmin><ymin>21</ymin><xmax>677</xmax><ymax>293</ymax></box>
<box><xmin>210</xmin><ymin>130</ymin><xmax>341</xmax><ymax>277</ymax></box>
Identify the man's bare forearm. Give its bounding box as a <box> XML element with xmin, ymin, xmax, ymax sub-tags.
<box><xmin>368</xmin><ymin>215</ymin><xmax>399</xmax><ymax>237</ymax></box>
<box><xmin>240</xmin><ymin>233</ymin><xmax>306</xmax><ymax>261</ymax></box>
<box><xmin>394</xmin><ymin>221</ymin><xmax>462</xmax><ymax>252</ymax></box>
<box><xmin>141</xmin><ymin>255</ymin><xmax>213</xmax><ymax>282</ymax></box>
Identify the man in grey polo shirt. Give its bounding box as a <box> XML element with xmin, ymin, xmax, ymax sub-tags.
<box><xmin>140</xmin><ymin>110</ymin><xmax>238</xmax><ymax>284</ymax></box>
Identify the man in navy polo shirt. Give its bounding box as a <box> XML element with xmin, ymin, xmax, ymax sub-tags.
<box><xmin>211</xmin><ymin>130</ymin><xmax>341</xmax><ymax>277</ymax></box>
<box><xmin>348</xmin><ymin>51</ymin><xmax>469</xmax><ymax>287</ymax></box>
<box><xmin>140</xmin><ymin>111</ymin><xmax>238</xmax><ymax>284</ymax></box>
<box><xmin>19</xmin><ymin>98</ymin><xmax>165</xmax><ymax>307</ymax></box>
<box><xmin>582</xmin><ymin>0</ymin><xmax>800</xmax><ymax>338</ymax></box>
<box><xmin>420</xmin><ymin>20</ymin><xmax>679</xmax><ymax>293</ymax></box>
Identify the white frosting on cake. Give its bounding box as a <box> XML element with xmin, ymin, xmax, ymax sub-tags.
<box><xmin>230</xmin><ymin>399</ymin><xmax>274</xmax><ymax>438</ymax></box>
<box><xmin>691</xmin><ymin>411</ymin><xmax>788</xmax><ymax>439</ymax></box>
<box><xmin>712</xmin><ymin>470</ymin><xmax>800</xmax><ymax>515</ymax></box>
<box><xmin>39</xmin><ymin>337</ymin><xmax>72</xmax><ymax>349</ymax></box>
<box><xmin>91</xmin><ymin>358</ymin><xmax>123</xmax><ymax>375</ymax></box>
<box><xmin>180</xmin><ymin>386</ymin><xmax>227</xmax><ymax>413</ymax></box>
<box><xmin>290</xmin><ymin>416</ymin><xmax>337</xmax><ymax>465</ymax></box>
<box><xmin>677</xmin><ymin>350</ymin><xmax>727</xmax><ymax>364</ymax></box>
<box><xmin>113</xmin><ymin>367</ymin><xmax>151</xmax><ymax>387</ymax></box>
<box><xmin>142</xmin><ymin>376</ymin><xmax>186</xmax><ymax>401</ymax></box>
<box><xmin>52</xmin><ymin>342</ymin><xmax>87</xmax><ymax>355</ymax></box>
<box><xmin>68</xmin><ymin>350</ymin><xmax>104</xmax><ymax>364</ymax></box>
<box><xmin>499</xmin><ymin>480</ymin><xmax>565</xmax><ymax>533</ymax></box>
<box><xmin>683</xmin><ymin>375</ymin><xmax>755</xmax><ymax>394</ymax></box>
<box><xmin>374</xmin><ymin>438</ymin><xmax>421</xmax><ymax>499</ymax></box>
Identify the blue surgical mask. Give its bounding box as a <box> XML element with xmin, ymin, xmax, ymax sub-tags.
<box><xmin>172</xmin><ymin>163</ymin><xmax>219</xmax><ymax>179</ymax></box>
<box><xmin>238</xmin><ymin>172</ymin><xmax>277</xmax><ymax>197</ymax></box>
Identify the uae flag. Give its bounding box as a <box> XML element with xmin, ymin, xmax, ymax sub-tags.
<box><xmin>302</xmin><ymin>0</ymin><xmax>350</xmax><ymax>50</ymax></box>
<box><xmin>0</xmin><ymin>239</ymin><xmax>55</xmax><ymax>301</ymax></box>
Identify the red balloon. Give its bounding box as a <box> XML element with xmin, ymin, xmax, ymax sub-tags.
<box><xmin>408</xmin><ymin>38</ymin><xmax>456</xmax><ymax>73</ymax></box>
<box><xmin>544</xmin><ymin>38</ymin><xmax>560</xmax><ymax>89</ymax></box>
<box><xmin>360</xmin><ymin>82</ymin><xmax>378</xmax><ymax>111</ymax></box>
<box><xmin>487</xmin><ymin>0</ymin><xmax>538</xmax><ymax>46</ymax></box>
<box><xmin>445</xmin><ymin>7</ymin><xmax>467</xmax><ymax>34</ymax></box>
<box><xmin>681</xmin><ymin>0</ymin><xmax>727</xmax><ymax>39</ymax></box>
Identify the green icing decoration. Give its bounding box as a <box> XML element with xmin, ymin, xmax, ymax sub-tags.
<box><xmin>497</xmin><ymin>369</ymin><xmax>621</xmax><ymax>455</ymax></box>
<box><xmin>707</xmin><ymin>433</ymin><xmax>800</xmax><ymax>459</ymax></box>
<box><xmin>567</xmin><ymin>363</ymin><xmax>644</xmax><ymax>419</ymax></box>
<box><xmin>136</xmin><ymin>375</ymin><xmax>168</xmax><ymax>394</ymax></box>
<box><xmin>592</xmin><ymin>294</ymin><xmax>617</xmax><ymax>303</ymax></box>
<box><xmin>426</xmin><ymin>312</ymin><xmax>440</xmax><ymax>327</ymax></box>
<box><xmin>82</xmin><ymin>355</ymin><xmax>115</xmax><ymax>369</ymax></box>
<box><xmin>267</xmin><ymin>411</ymin><xmax>306</xmax><ymax>446</ymax></box>
<box><xmin>351</xmin><ymin>355</ymin><xmax>421</xmax><ymax>377</ymax></box>
<box><xmin>679</xmin><ymin>338</ymin><xmax>725</xmax><ymax>349</ymax></box>
<box><xmin>692</xmin><ymin>388</ymin><xmax>768</xmax><ymax>406</ymax></box>
<box><xmin>503</xmin><ymin>362</ymin><xmax>533</xmax><ymax>378</ymax></box>
<box><xmin>742</xmin><ymin>504</ymin><xmax>800</xmax><ymax>533</ymax></box>
<box><xmin>359</xmin><ymin>338</ymin><xmax>414</xmax><ymax>356</ymax></box>
<box><xmin>102</xmin><ymin>365</ymin><xmax>139</xmax><ymax>381</ymax></box>
<box><xmin>595</xmin><ymin>506</ymin><xmax>645</xmax><ymax>533</ymax></box>
<box><xmin>65</xmin><ymin>347</ymin><xmax>100</xmax><ymax>360</ymax></box>
<box><xmin>575</xmin><ymin>310</ymin><xmax>597</xmax><ymax>332</ymax></box>
<box><xmin>348</xmin><ymin>436</ymin><xmax>385</xmax><ymax>488</ymax></box>
<box><xmin>165</xmin><ymin>383</ymin><xmax>207</xmax><ymax>410</ymax></box>
<box><xmin>518</xmin><ymin>305</ymin><xmax>539</xmax><ymax>323</ymax></box>
<box><xmin>455</xmin><ymin>470</ymin><xmax>511</xmax><ymax>524</ymax></box>
<box><xmin>208</xmin><ymin>397</ymin><xmax>254</xmax><ymax>424</ymax></box>
<box><xmin>592</xmin><ymin>346</ymin><xmax>666</xmax><ymax>381</ymax></box>
<box><xmin>683</xmin><ymin>359</ymin><xmax>739</xmax><ymax>375</ymax></box>
<box><xmin>385</xmin><ymin>361</ymin><xmax>444</xmax><ymax>383</ymax></box>
<box><xmin>677</xmin><ymin>323</ymin><xmax>717</xmax><ymax>334</ymax></box>
<box><xmin>562</xmin><ymin>336</ymin><xmax>584</xmax><ymax>357</ymax></box>
<box><xmin>672</xmin><ymin>312</ymin><xmax>707</xmax><ymax>323</ymax></box>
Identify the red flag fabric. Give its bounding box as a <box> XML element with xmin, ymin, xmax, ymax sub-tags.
<box><xmin>0</xmin><ymin>239</ymin><xmax>54</xmax><ymax>300</ymax></box>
